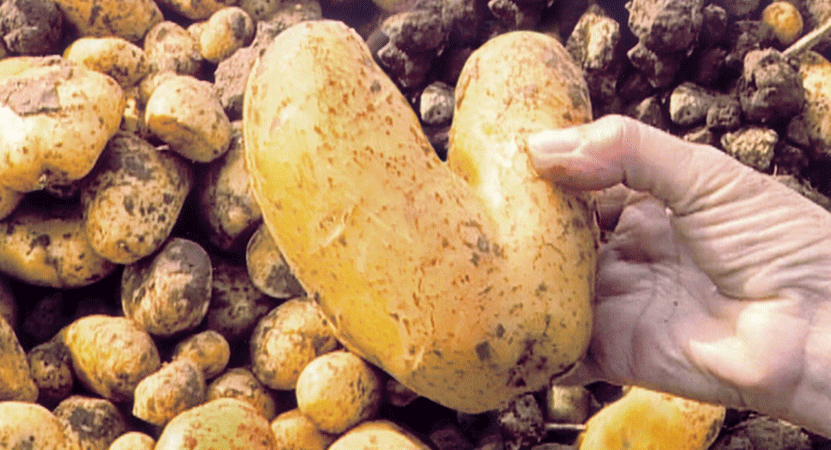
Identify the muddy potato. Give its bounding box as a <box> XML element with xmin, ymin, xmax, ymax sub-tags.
<box><xmin>61</xmin><ymin>315</ymin><xmax>161</xmax><ymax>402</ymax></box>
<box><xmin>133</xmin><ymin>359</ymin><xmax>207</xmax><ymax>426</ymax></box>
<box><xmin>206</xmin><ymin>259</ymin><xmax>274</xmax><ymax>341</ymax></box>
<box><xmin>762</xmin><ymin>1</ymin><xmax>803</xmax><ymax>46</ymax></box>
<box><xmin>81</xmin><ymin>133</ymin><xmax>193</xmax><ymax>265</ymax></box>
<box><xmin>244</xmin><ymin>21</ymin><xmax>597</xmax><ymax>413</ymax></box>
<box><xmin>108</xmin><ymin>432</ymin><xmax>155</xmax><ymax>450</ymax></box>
<box><xmin>207</xmin><ymin>367</ymin><xmax>277</xmax><ymax>420</ymax></box>
<box><xmin>0</xmin><ymin>202</ymin><xmax>117</xmax><ymax>288</ymax></box>
<box><xmin>245</xmin><ymin>223</ymin><xmax>305</xmax><ymax>299</ymax></box>
<box><xmin>199</xmin><ymin>7</ymin><xmax>254</xmax><ymax>64</ymax></box>
<box><xmin>156</xmin><ymin>0</ymin><xmax>233</xmax><ymax>20</ymax></box>
<box><xmin>250</xmin><ymin>298</ymin><xmax>338</xmax><ymax>390</ymax></box>
<box><xmin>270</xmin><ymin>408</ymin><xmax>337</xmax><ymax>450</ymax></box>
<box><xmin>0</xmin><ymin>401</ymin><xmax>80</xmax><ymax>450</ymax></box>
<box><xmin>0</xmin><ymin>315</ymin><xmax>37</xmax><ymax>402</ymax></box>
<box><xmin>52</xmin><ymin>0</ymin><xmax>162</xmax><ymax>42</ymax></box>
<box><xmin>198</xmin><ymin>121</ymin><xmax>262</xmax><ymax>252</ymax></box>
<box><xmin>143</xmin><ymin>21</ymin><xmax>203</xmax><ymax>76</ymax></box>
<box><xmin>28</xmin><ymin>338</ymin><xmax>75</xmax><ymax>406</ymax></box>
<box><xmin>171</xmin><ymin>330</ymin><xmax>230</xmax><ymax>379</ymax></box>
<box><xmin>0</xmin><ymin>56</ymin><xmax>125</xmax><ymax>193</ymax></box>
<box><xmin>63</xmin><ymin>37</ymin><xmax>149</xmax><ymax>87</ymax></box>
<box><xmin>329</xmin><ymin>420</ymin><xmax>432</xmax><ymax>450</ymax></box>
<box><xmin>798</xmin><ymin>51</ymin><xmax>831</xmax><ymax>153</ymax></box>
<box><xmin>145</xmin><ymin>74</ymin><xmax>232</xmax><ymax>162</ymax></box>
<box><xmin>54</xmin><ymin>395</ymin><xmax>127</xmax><ymax>450</ymax></box>
<box><xmin>155</xmin><ymin>398</ymin><xmax>277</xmax><ymax>449</ymax></box>
<box><xmin>295</xmin><ymin>350</ymin><xmax>383</xmax><ymax>434</ymax></box>
<box><xmin>121</xmin><ymin>238</ymin><xmax>212</xmax><ymax>337</ymax></box>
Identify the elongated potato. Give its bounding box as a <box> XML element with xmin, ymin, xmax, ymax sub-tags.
<box><xmin>244</xmin><ymin>21</ymin><xmax>597</xmax><ymax>412</ymax></box>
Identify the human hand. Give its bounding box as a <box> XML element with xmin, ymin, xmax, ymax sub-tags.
<box><xmin>529</xmin><ymin>114</ymin><xmax>831</xmax><ymax>437</ymax></box>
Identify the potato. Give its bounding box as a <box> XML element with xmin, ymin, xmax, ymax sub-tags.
<box><xmin>245</xmin><ymin>223</ymin><xmax>305</xmax><ymax>299</ymax></box>
<box><xmin>0</xmin><ymin>315</ymin><xmax>37</xmax><ymax>402</ymax></box>
<box><xmin>270</xmin><ymin>408</ymin><xmax>337</xmax><ymax>450</ymax></box>
<box><xmin>0</xmin><ymin>202</ymin><xmax>117</xmax><ymax>288</ymax></box>
<box><xmin>61</xmin><ymin>315</ymin><xmax>161</xmax><ymax>402</ymax></box>
<box><xmin>0</xmin><ymin>401</ymin><xmax>80</xmax><ymax>450</ymax></box>
<box><xmin>207</xmin><ymin>367</ymin><xmax>277</xmax><ymax>420</ymax></box>
<box><xmin>28</xmin><ymin>338</ymin><xmax>75</xmax><ymax>406</ymax></box>
<box><xmin>121</xmin><ymin>238</ymin><xmax>212</xmax><ymax>337</ymax></box>
<box><xmin>155</xmin><ymin>398</ymin><xmax>277</xmax><ymax>449</ymax></box>
<box><xmin>0</xmin><ymin>274</ymin><xmax>16</xmax><ymax>327</ymax></box>
<box><xmin>199</xmin><ymin>7</ymin><xmax>254</xmax><ymax>64</ymax></box>
<box><xmin>798</xmin><ymin>51</ymin><xmax>831</xmax><ymax>153</ymax></box>
<box><xmin>143</xmin><ymin>21</ymin><xmax>203</xmax><ymax>76</ymax></box>
<box><xmin>250</xmin><ymin>298</ymin><xmax>339</xmax><ymax>390</ymax></box>
<box><xmin>762</xmin><ymin>1</ymin><xmax>803</xmax><ymax>46</ymax></box>
<box><xmin>53</xmin><ymin>395</ymin><xmax>127</xmax><ymax>450</ymax></box>
<box><xmin>145</xmin><ymin>74</ymin><xmax>232</xmax><ymax>162</ymax></box>
<box><xmin>578</xmin><ymin>387</ymin><xmax>725</xmax><ymax>450</ymax></box>
<box><xmin>206</xmin><ymin>259</ymin><xmax>274</xmax><ymax>341</ymax></box>
<box><xmin>52</xmin><ymin>0</ymin><xmax>162</xmax><ymax>42</ymax></box>
<box><xmin>0</xmin><ymin>56</ymin><xmax>125</xmax><ymax>193</ymax></box>
<box><xmin>198</xmin><ymin>121</ymin><xmax>262</xmax><ymax>252</ymax></box>
<box><xmin>328</xmin><ymin>420</ymin><xmax>432</xmax><ymax>450</ymax></box>
<box><xmin>546</xmin><ymin>385</ymin><xmax>592</xmax><ymax>424</ymax></box>
<box><xmin>156</xmin><ymin>0</ymin><xmax>233</xmax><ymax>21</ymax></box>
<box><xmin>81</xmin><ymin>133</ymin><xmax>193</xmax><ymax>265</ymax></box>
<box><xmin>171</xmin><ymin>330</ymin><xmax>230</xmax><ymax>379</ymax></box>
<box><xmin>133</xmin><ymin>359</ymin><xmax>207</xmax><ymax>426</ymax></box>
<box><xmin>244</xmin><ymin>21</ymin><xmax>597</xmax><ymax>413</ymax></box>
<box><xmin>295</xmin><ymin>350</ymin><xmax>382</xmax><ymax>434</ymax></box>
<box><xmin>108</xmin><ymin>432</ymin><xmax>155</xmax><ymax>450</ymax></box>
<box><xmin>63</xmin><ymin>37</ymin><xmax>150</xmax><ymax>87</ymax></box>
<box><xmin>0</xmin><ymin>186</ymin><xmax>23</xmax><ymax>220</ymax></box>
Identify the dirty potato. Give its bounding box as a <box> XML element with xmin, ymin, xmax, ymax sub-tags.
<box><xmin>133</xmin><ymin>359</ymin><xmax>207</xmax><ymax>426</ymax></box>
<box><xmin>155</xmin><ymin>398</ymin><xmax>277</xmax><ymax>449</ymax></box>
<box><xmin>142</xmin><ymin>21</ymin><xmax>203</xmax><ymax>75</ymax></box>
<box><xmin>0</xmin><ymin>315</ymin><xmax>37</xmax><ymax>402</ymax></box>
<box><xmin>171</xmin><ymin>330</ymin><xmax>230</xmax><ymax>379</ymax></box>
<box><xmin>328</xmin><ymin>420</ymin><xmax>432</xmax><ymax>450</ymax></box>
<box><xmin>53</xmin><ymin>395</ymin><xmax>127</xmax><ymax>450</ymax></box>
<box><xmin>51</xmin><ymin>0</ymin><xmax>162</xmax><ymax>42</ymax></box>
<box><xmin>199</xmin><ymin>7</ymin><xmax>254</xmax><ymax>64</ymax></box>
<box><xmin>206</xmin><ymin>258</ymin><xmax>274</xmax><ymax>341</ymax></box>
<box><xmin>245</xmin><ymin>223</ymin><xmax>304</xmax><ymax>299</ymax></box>
<box><xmin>207</xmin><ymin>367</ymin><xmax>277</xmax><ymax>420</ymax></box>
<box><xmin>295</xmin><ymin>350</ymin><xmax>383</xmax><ymax>434</ymax></box>
<box><xmin>61</xmin><ymin>315</ymin><xmax>160</xmax><ymax>402</ymax></box>
<box><xmin>63</xmin><ymin>36</ymin><xmax>149</xmax><ymax>86</ymax></box>
<box><xmin>270</xmin><ymin>408</ymin><xmax>337</xmax><ymax>450</ymax></box>
<box><xmin>0</xmin><ymin>401</ymin><xmax>80</xmax><ymax>450</ymax></box>
<box><xmin>121</xmin><ymin>238</ymin><xmax>212</xmax><ymax>337</ymax></box>
<box><xmin>250</xmin><ymin>298</ymin><xmax>339</xmax><ymax>391</ymax></box>
<box><xmin>28</xmin><ymin>338</ymin><xmax>75</xmax><ymax>407</ymax></box>
<box><xmin>81</xmin><ymin>132</ymin><xmax>193</xmax><ymax>265</ymax></box>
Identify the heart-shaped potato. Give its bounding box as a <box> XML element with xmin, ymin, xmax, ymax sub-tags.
<box><xmin>244</xmin><ymin>20</ymin><xmax>597</xmax><ymax>413</ymax></box>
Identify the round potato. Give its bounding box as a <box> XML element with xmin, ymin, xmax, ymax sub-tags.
<box><xmin>199</xmin><ymin>7</ymin><xmax>254</xmax><ymax>64</ymax></box>
<box><xmin>155</xmin><ymin>398</ymin><xmax>277</xmax><ymax>449</ymax></box>
<box><xmin>63</xmin><ymin>36</ymin><xmax>149</xmax><ymax>86</ymax></box>
<box><xmin>244</xmin><ymin>20</ymin><xmax>597</xmax><ymax>413</ymax></box>
<box><xmin>61</xmin><ymin>315</ymin><xmax>160</xmax><ymax>402</ymax></box>
<box><xmin>206</xmin><ymin>258</ymin><xmax>275</xmax><ymax>341</ymax></box>
<box><xmin>81</xmin><ymin>132</ymin><xmax>193</xmax><ymax>265</ymax></box>
<box><xmin>51</xmin><ymin>0</ymin><xmax>162</xmax><ymax>42</ymax></box>
<box><xmin>0</xmin><ymin>401</ymin><xmax>80</xmax><ymax>450</ymax></box>
<box><xmin>270</xmin><ymin>408</ymin><xmax>337</xmax><ymax>450</ymax></box>
<box><xmin>295</xmin><ymin>350</ymin><xmax>382</xmax><ymax>434</ymax></box>
<box><xmin>250</xmin><ymin>298</ymin><xmax>339</xmax><ymax>391</ymax></box>
<box><xmin>245</xmin><ymin>223</ymin><xmax>305</xmax><ymax>299</ymax></box>
<box><xmin>28</xmin><ymin>338</ymin><xmax>75</xmax><ymax>406</ymax></box>
<box><xmin>53</xmin><ymin>395</ymin><xmax>127</xmax><ymax>450</ymax></box>
<box><xmin>328</xmin><ymin>420</ymin><xmax>432</xmax><ymax>450</ymax></box>
<box><xmin>0</xmin><ymin>315</ymin><xmax>37</xmax><ymax>402</ymax></box>
<box><xmin>207</xmin><ymin>367</ymin><xmax>277</xmax><ymax>420</ymax></box>
<box><xmin>133</xmin><ymin>359</ymin><xmax>207</xmax><ymax>426</ymax></box>
<box><xmin>143</xmin><ymin>21</ymin><xmax>203</xmax><ymax>76</ymax></box>
<box><xmin>171</xmin><ymin>330</ymin><xmax>230</xmax><ymax>379</ymax></box>
<box><xmin>108</xmin><ymin>432</ymin><xmax>155</xmax><ymax>450</ymax></box>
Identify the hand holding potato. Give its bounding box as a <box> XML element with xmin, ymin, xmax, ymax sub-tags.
<box><xmin>530</xmin><ymin>114</ymin><xmax>831</xmax><ymax>437</ymax></box>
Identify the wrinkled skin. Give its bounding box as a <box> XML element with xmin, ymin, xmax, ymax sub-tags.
<box><xmin>530</xmin><ymin>115</ymin><xmax>831</xmax><ymax>438</ymax></box>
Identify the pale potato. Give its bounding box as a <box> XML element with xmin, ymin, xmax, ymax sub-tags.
<box><xmin>133</xmin><ymin>359</ymin><xmax>207</xmax><ymax>426</ymax></box>
<box><xmin>245</xmin><ymin>223</ymin><xmax>305</xmax><ymax>299</ymax></box>
<box><xmin>155</xmin><ymin>398</ymin><xmax>277</xmax><ymax>449</ymax></box>
<box><xmin>143</xmin><ymin>21</ymin><xmax>203</xmax><ymax>76</ymax></box>
<box><xmin>250</xmin><ymin>298</ymin><xmax>339</xmax><ymax>391</ymax></box>
<box><xmin>53</xmin><ymin>396</ymin><xmax>127</xmax><ymax>450</ymax></box>
<box><xmin>798</xmin><ymin>51</ymin><xmax>831</xmax><ymax>153</ymax></box>
<box><xmin>171</xmin><ymin>330</ymin><xmax>230</xmax><ymax>379</ymax></box>
<box><xmin>295</xmin><ymin>350</ymin><xmax>382</xmax><ymax>434</ymax></box>
<box><xmin>52</xmin><ymin>0</ymin><xmax>162</xmax><ymax>42</ymax></box>
<box><xmin>156</xmin><ymin>0</ymin><xmax>234</xmax><ymax>20</ymax></box>
<box><xmin>199</xmin><ymin>7</ymin><xmax>254</xmax><ymax>64</ymax></box>
<box><xmin>328</xmin><ymin>420</ymin><xmax>432</xmax><ymax>450</ymax></box>
<box><xmin>0</xmin><ymin>315</ymin><xmax>37</xmax><ymax>402</ymax></box>
<box><xmin>63</xmin><ymin>37</ymin><xmax>149</xmax><ymax>86</ymax></box>
<box><xmin>207</xmin><ymin>367</ymin><xmax>278</xmax><ymax>420</ymax></box>
<box><xmin>0</xmin><ymin>401</ymin><xmax>80</xmax><ymax>450</ymax></box>
<box><xmin>107</xmin><ymin>432</ymin><xmax>155</xmax><ymax>450</ymax></box>
<box><xmin>270</xmin><ymin>408</ymin><xmax>337</xmax><ymax>450</ymax></box>
<box><xmin>244</xmin><ymin>21</ymin><xmax>597</xmax><ymax>413</ymax></box>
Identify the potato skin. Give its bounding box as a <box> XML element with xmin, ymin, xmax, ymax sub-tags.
<box><xmin>244</xmin><ymin>21</ymin><xmax>597</xmax><ymax>412</ymax></box>
<box><xmin>155</xmin><ymin>398</ymin><xmax>277</xmax><ymax>449</ymax></box>
<box><xmin>0</xmin><ymin>401</ymin><xmax>80</xmax><ymax>450</ymax></box>
<box><xmin>0</xmin><ymin>315</ymin><xmax>37</xmax><ymax>402</ymax></box>
<box><xmin>328</xmin><ymin>420</ymin><xmax>432</xmax><ymax>450</ymax></box>
<box><xmin>53</xmin><ymin>395</ymin><xmax>127</xmax><ymax>450</ymax></box>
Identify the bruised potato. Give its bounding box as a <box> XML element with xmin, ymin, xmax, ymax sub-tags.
<box><xmin>244</xmin><ymin>21</ymin><xmax>597</xmax><ymax>413</ymax></box>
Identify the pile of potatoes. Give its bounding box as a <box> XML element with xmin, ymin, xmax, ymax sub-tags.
<box><xmin>0</xmin><ymin>0</ymin><xmax>758</xmax><ymax>448</ymax></box>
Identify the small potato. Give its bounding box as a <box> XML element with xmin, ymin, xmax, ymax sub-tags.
<box><xmin>171</xmin><ymin>330</ymin><xmax>230</xmax><ymax>379</ymax></box>
<box><xmin>52</xmin><ymin>0</ymin><xmax>163</xmax><ymax>42</ymax></box>
<box><xmin>207</xmin><ymin>367</ymin><xmax>277</xmax><ymax>420</ymax></box>
<box><xmin>133</xmin><ymin>359</ymin><xmax>207</xmax><ymax>426</ymax></box>
<box><xmin>199</xmin><ymin>7</ymin><xmax>254</xmax><ymax>64</ymax></box>
<box><xmin>54</xmin><ymin>395</ymin><xmax>127</xmax><ymax>450</ymax></box>
<box><xmin>206</xmin><ymin>259</ymin><xmax>274</xmax><ymax>341</ymax></box>
<box><xmin>199</xmin><ymin>121</ymin><xmax>262</xmax><ymax>252</ymax></box>
<box><xmin>245</xmin><ymin>223</ymin><xmax>305</xmax><ymax>299</ymax></box>
<box><xmin>250</xmin><ymin>298</ymin><xmax>338</xmax><ymax>390</ymax></box>
<box><xmin>121</xmin><ymin>238</ymin><xmax>212</xmax><ymax>337</ymax></box>
<box><xmin>108</xmin><ymin>432</ymin><xmax>155</xmax><ymax>450</ymax></box>
<box><xmin>156</xmin><ymin>0</ymin><xmax>233</xmax><ymax>20</ymax></box>
<box><xmin>0</xmin><ymin>56</ymin><xmax>125</xmax><ymax>192</ymax></box>
<box><xmin>81</xmin><ymin>133</ymin><xmax>193</xmax><ymax>265</ymax></box>
<box><xmin>0</xmin><ymin>186</ymin><xmax>23</xmax><ymax>220</ymax></box>
<box><xmin>295</xmin><ymin>350</ymin><xmax>382</xmax><ymax>434</ymax></box>
<box><xmin>0</xmin><ymin>315</ymin><xmax>37</xmax><ymax>402</ymax></box>
<box><xmin>762</xmin><ymin>1</ymin><xmax>803</xmax><ymax>46</ymax></box>
<box><xmin>143</xmin><ymin>21</ymin><xmax>203</xmax><ymax>76</ymax></box>
<box><xmin>270</xmin><ymin>408</ymin><xmax>337</xmax><ymax>450</ymax></box>
<box><xmin>155</xmin><ymin>398</ymin><xmax>277</xmax><ymax>449</ymax></box>
<box><xmin>145</xmin><ymin>74</ymin><xmax>232</xmax><ymax>162</ymax></box>
<box><xmin>798</xmin><ymin>51</ymin><xmax>831</xmax><ymax>153</ymax></box>
<box><xmin>0</xmin><ymin>401</ymin><xmax>80</xmax><ymax>450</ymax></box>
<box><xmin>328</xmin><ymin>420</ymin><xmax>432</xmax><ymax>450</ymax></box>
<box><xmin>61</xmin><ymin>315</ymin><xmax>161</xmax><ymax>402</ymax></box>
<box><xmin>28</xmin><ymin>338</ymin><xmax>75</xmax><ymax>407</ymax></box>
<box><xmin>546</xmin><ymin>385</ymin><xmax>592</xmax><ymax>424</ymax></box>
<box><xmin>63</xmin><ymin>37</ymin><xmax>149</xmax><ymax>86</ymax></box>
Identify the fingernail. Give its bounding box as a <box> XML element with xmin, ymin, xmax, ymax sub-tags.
<box><xmin>527</xmin><ymin>128</ymin><xmax>583</xmax><ymax>156</ymax></box>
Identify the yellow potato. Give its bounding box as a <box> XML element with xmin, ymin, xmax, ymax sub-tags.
<box><xmin>63</xmin><ymin>37</ymin><xmax>149</xmax><ymax>86</ymax></box>
<box><xmin>270</xmin><ymin>408</ymin><xmax>337</xmax><ymax>450</ymax></box>
<box><xmin>0</xmin><ymin>401</ymin><xmax>80</xmax><ymax>450</ymax></box>
<box><xmin>171</xmin><ymin>330</ymin><xmax>230</xmax><ymax>379</ymax></box>
<box><xmin>0</xmin><ymin>315</ymin><xmax>37</xmax><ymax>402</ymax></box>
<box><xmin>133</xmin><ymin>359</ymin><xmax>207</xmax><ymax>426</ymax></box>
<box><xmin>328</xmin><ymin>420</ymin><xmax>432</xmax><ymax>450</ymax></box>
<box><xmin>155</xmin><ymin>398</ymin><xmax>277</xmax><ymax>449</ymax></box>
<box><xmin>798</xmin><ymin>51</ymin><xmax>831</xmax><ymax>153</ymax></box>
<box><xmin>207</xmin><ymin>367</ymin><xmax>277</xmax><ymax>420</ymax></box>
<box><xmin>52</xmin><ymin>0</ymin><xmax>162</xmax><ymax>42</ymax></box>
<box><xmin>762</xmin><ymin>1</ymin><xmax>803</xmax><ymax>46</ymax></box>
<box><xmin>108</xmin><ymin>432</ymin><xmax>155</xmax><ymax>450</ymax></box>
<box><xmin>244</xmin><ymin>20</ymin><xmax>597</xmax><ymax>413</ymax></box>
<box><xmin>53</xmin><ymin>395</ymin><xmax>127</xmax><ymax>450</ymax></box>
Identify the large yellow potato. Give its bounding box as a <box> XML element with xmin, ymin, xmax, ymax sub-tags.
<box><xmin>244</xmin><ymin>21</ymin><xmax>597</xmax><ymax>413</ymax></box>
